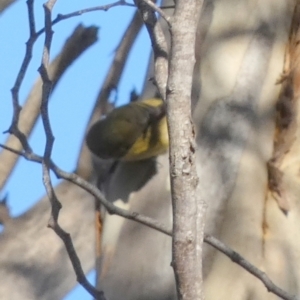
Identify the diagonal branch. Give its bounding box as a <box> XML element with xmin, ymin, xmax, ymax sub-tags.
<box><xmin>36</xmin><ymin>0</ymin><xmax>135</xmax><ymax>37</ymax></box>
<box><xmin>204</xmin><ymin>235</ymin><xmax>298</xmax><ymax>300</ymax></box>
<box><xmin>0</xmin><ymin>143</ymin><xmax>297</xmax><ymax>300</ymax></box>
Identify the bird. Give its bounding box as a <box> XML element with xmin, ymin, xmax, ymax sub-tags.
<box><xmin>86</xmin><ymin>98</ymin><xmax>169</xmax><ymax>161</ymax></box>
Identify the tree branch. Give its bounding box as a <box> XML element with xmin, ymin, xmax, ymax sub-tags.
<box><xmin>2</xmin><ymin>2</ymin><xmax>297</xmax><ymax>300</ymax></box>
<box><xmin>1</xmin><ymin>4</ymin><xmax>143</xmax><ymax>298</ymax></box>
<box><xmin>37</xmin><ymin>1</ymin><xmax>105</xmax><ymax>299</ymax></box>
<box><xmin>7</xmin><ymin>0</ymin><xmax>36</xmax><ymax>153</ymax></box>
<box><xmin>166</xmin><ymin>1</ymin><xmax>204</xmax><ymax>299</ymax></box>
<box><xmin>36</xmin><ymin>0</ymin><xmax>135</xmax><ymax>37</ymax></box>
<box><xmin>140</xmin><ymin>0</ymin><xmax>171</xmax><ymax>27</ymax></box>
<box><xmin>0</xmin><ymin>25</ymin><xmax>98</xmax><ymax>190</ymax></box>
<box><xmin>134</xmin><ymin>0</ymin><xmax>169</xmax><ymax>100</ymax></box>
<box><xmin>0</xmin><ymin>144</ymin><xmax>172</xmax><ymax>236</ymax></box>
<box><xmin>1</xmin><ymin>143</ymin><xmax>297</xmax><ymax>300</ymax></box>
<box><xmin>204</xmin><ymin>235</ymin><xmax>298</xmax><ymax>300</ymax></box>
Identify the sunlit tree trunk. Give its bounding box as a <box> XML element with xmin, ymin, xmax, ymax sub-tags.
<box><xmin>97</xmin><ymin>1</ymin><xmax>300</xmax><ymax>299</ymax></box>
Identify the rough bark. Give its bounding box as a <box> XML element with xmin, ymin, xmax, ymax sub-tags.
<box><xmin>166</xmin><ymin>1</ymin><xmax>204</xmax><ymax>299</ymax></box>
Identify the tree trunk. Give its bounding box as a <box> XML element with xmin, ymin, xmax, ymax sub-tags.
<box><xmin>97</xmin><ymin>1</ymin><xmax>300</xmax><ymax>300</ymax></box>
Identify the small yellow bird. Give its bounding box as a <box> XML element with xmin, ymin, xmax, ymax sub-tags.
<box><xmin>86</xmin><ymin>98</ymin><xmax>169</xmax><ymax>161</ymax></box>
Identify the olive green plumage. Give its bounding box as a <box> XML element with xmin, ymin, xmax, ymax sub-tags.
<box><xmin>86</xmin><ymin>98</ymin><xmax>169</xmax><ymax>161</ymax></box>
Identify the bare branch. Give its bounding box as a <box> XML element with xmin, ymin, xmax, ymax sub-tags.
<box><xmin>166</xmin><ymin>1</ymin><xmax>205</xmax><ymax>299</ymax></box>
<box><xmin>35</xmin><ymin>0</ymin><xmax>173</xmax><ymax>38</ymax></box>
<box><xmin>39</xmin><ymin>0</ymin><xmax>55</xmax><ymax>158</ymax></box>
<box><xmin>134</xmin><ymin>0</ymin><xmax>169</xmax><ymax>100</ymax></box>
<box><xmin>38</xmin><ymin>1</ymin><xmax>105</xmax><ymax>299</ymax></box>
<box><xmin>1</xmin><ymin>5</ymin><xmax>142</xmax><ymax>298</ymax></box>
<box><xmin>204</xmin><ymin>235</ymin><xmax>298</xmax><ymax>300</ymax></box>
<box><xmin>140</xmin><ymin>0</ymin><xmax>171</xmax><ymax>27</ymax></box>
<box><xmin>0</xmin><ymin>25</ymin><xmax>98</xmax><ymax>190</ymax></box>
<box><xmin>0</xmin><ymin>144</ymin><xmax>172</xmax><ymax>236</ymax></box>
<box><xmin>36</xmin><ymin>0</ymin><xmax>135</xmax><ymax>37</ymax></box>
<box><xmin>48</xmin><ymin>205</ymin><xmax>106</xmax><ymax>300</ymax></box>
<box><xmin>0</xmin><ymin>143</ymin><xmax>298</xmax><ymax>300</ymax></box>
<box><xmin>7</xmin><ymin>0</ymin><xmax>36</xmax><ymax>152</ymax></box>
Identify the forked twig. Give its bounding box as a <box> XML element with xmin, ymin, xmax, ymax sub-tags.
<box><xmin>36</xmin><ymin>0</ymin><xmax>135</xmax><ymax>37</ymax></box>
<box><xmin>38</xmin><ymin>1</ymin><xmax>105</xmax><ymax>299</ymax></box>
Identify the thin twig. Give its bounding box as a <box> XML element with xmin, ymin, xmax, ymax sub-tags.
<box><xmin>35</xmin><ymin>1</ymin><xmax>174</xmax><ymax>38</ymax></box>
<box><xmin>134</xmin><ymin>0</ymin><xmax>169</xmax><ymax>100</ymax></box>
<box><xmin>204</xmin><ymin>234</ymin><xmax>299</xmax><ymax>300</ymax></box>
<box><xmin>10</xmin><ymin>0</ymin><xmax>36</xmax><ymax>123</ymax></box>
<box><xmin>5</xmin><ymin>0</ymin><xmax>136</xmax><ymax>151</ymax></box>
<box><xmin>0</xmin><ymin>25</ymin><xmax>98</xmax><ymax>190</ymax></box>
<box><xmin>0</xmin><ymin>144</ymin><xmax>173</xmax><ymax>236</ymax></box>
<box><xmin>49</xmin><ymin>213</ymin><xmax>106</xmax><ymax>300</ymax></box>
<box><xmin>38</xmin><ymin>0</ymin><xmax>59</xmax><ymax>224</ymax></box>
<box><xmin>37</xmin><ymin>1</ymin><xmax>105</xmax><ymax>299</ymax></box>
<box><xmin>7</xmin><ymin>0</ymin><xmax>36</xmax><ymax>153</ymax></box>
<box><xmin>36</xmin><ymin>0</ymin><xmax>135</xmax><ymax>37</ymax></box>
<box><xmin>141</xmin><ymin>0</ymin><xmax>171</xmax><ymax>27</ymax></box>
<box><xmin>0</xmin><ymin>143</ymin><xmax>298</xmax><ymax>300</ymax></box>
<box><xmin>39</xmin><ymin>0</ymin><xmax>55</xmax><ymax>159</ymax></box>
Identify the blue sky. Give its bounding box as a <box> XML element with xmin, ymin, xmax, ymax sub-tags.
<box><xmin>0</xmin><ymin>1</ymin><xmax>151</xmax><ymax>299</ymax></box>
